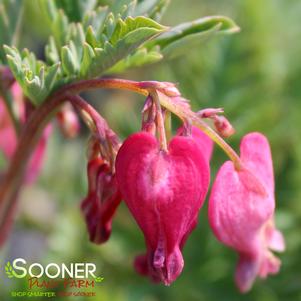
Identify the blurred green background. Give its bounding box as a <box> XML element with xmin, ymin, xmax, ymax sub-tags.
<box><xmin>1</xmin><ymin>0</ymin><xmax>301</xmax><ymax>300</ymax></box>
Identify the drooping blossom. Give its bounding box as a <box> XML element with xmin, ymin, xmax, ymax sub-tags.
<box><xmin>81</xmin><ymin>157</ymin><xmax>122</xmax><ymax>244</ymax></box>
<box><xmin>115</xmin><ymin>129</ymin><xmax>211</xmax><ymax>285</ymax></box>
<box><xmin>208</xmin><ymin>132</ymin><xmax>285</xmax><ymax>292</ymax></box>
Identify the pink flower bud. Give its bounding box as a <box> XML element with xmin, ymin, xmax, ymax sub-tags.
<box><xmin>81</xmin><ymin>158</ymin><xmax>122</xmax><ymax>244</ymax></box>
<box><xmin>213</xmin><ymin>115</ymin><xmax>235</xmax><ymax>138</ymax></box>
<box><xmin>57</xmin><ymin>103</ymin><xmax>80</xmax><ymax>138</ymax></box>
<box><xmin>197</xmin><ymin>108</ymin><xmax>224</xmax><ymax>118</ymax></box>
<box><xmin>115</xmin><ymin>131</ymin><xmax>211</xmax><ymax>285</ymax></box>
<box><xmin>208</xmin><ymin>133</ymin><xmax>285</xmax><ymax>293</ymax></box>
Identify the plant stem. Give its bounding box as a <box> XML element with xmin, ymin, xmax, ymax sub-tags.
<box><xmin>0</xmin><ymin>93</ymin><xmax>66</xmax><ymax>233</ymax></box>
<box><xmin>157</xmin><ymin>92</ymin><xmax>243</xmax><ymax>170</ymax></box>
<box><xmin>68</xmin><ymin>94</ymin><xmax>120</xmax><ymax>167</ymax></box>
<box><xmin>151</xmin><ymin>91</ymin><xmax>168</xmax><ymax>151</ymax></box>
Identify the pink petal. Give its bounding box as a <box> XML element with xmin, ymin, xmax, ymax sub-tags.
<box><xmin>116</xmin><ymin>131</ymin><xmax>210</xmax><ymax>284</ymax></box>
<box><xmin>208</xmin><ymin>132</ymin><xmax>284</xmax><ymax>293</ymax></box>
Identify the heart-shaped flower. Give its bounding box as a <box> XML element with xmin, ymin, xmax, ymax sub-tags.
<box><xmin>208</xmin><ymin>132</ymin><xmax>285</xmax><ymax>292</ymax></box>
<box><xmin>115</xmin><ymin>130</ymin><xmax>210</xmax><ymax>285</ymax></box>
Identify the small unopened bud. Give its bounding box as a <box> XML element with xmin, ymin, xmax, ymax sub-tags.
<box><xmin>213</xmin><ymin>115</ymin><xmax>235</xmax><ymax>138</ymax></box>
<box><xmin>197</xmin><ymin>108</ymin><xmax>224</xmax><ymax>118</ymax></box>
<box><xmin>57</xmin><ymin>103</ymin><xmax>80</xmax><ymax>138</ymax></box>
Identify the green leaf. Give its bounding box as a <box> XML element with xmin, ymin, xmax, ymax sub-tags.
<box><xmin>146</xmin><ymin>16</ymin><xmax>240</xmax><ymax>59</ymax></box>
<box><xmin>82</xmin><ymin>16</ymin><xmax>166</xmax><ymax>78</ymax></box>
<box><xmin>110</xmin><ymin>16</ymin><xmax>165</xmax><ymax>45</ymax></box>
<box><xmin>44</xmin><ymin>62</ymin><xmax>60</xmax><ymax>91</ymax></box>
<box><xmin>61</xmin><ymin>45</ymin><xmax>78</xmax><ymax>75</ymax></box>
<box><xmin>4</xmin><ymin>45</ymin><xmax>61</xmax><ymax>104</ymax></box>
<box><xmin>108</xmin><ymin>47</ymin><xmax>162</xmax><ymax>73</ymax></box>
<box><xmin>79</xmin><ymin>42</ymin><xmax>95</xmax><ymax>77</ymax></box>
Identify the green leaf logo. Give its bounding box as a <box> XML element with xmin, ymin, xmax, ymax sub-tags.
<box><xmin>94</xmin><ymin>276</ymin><xmax>104</xmax><ymax>283</ymax></box>
<box><xmin>5</xmin><ymin>261</ymin><xmax>15</xmax><ymax>278</ymax></box>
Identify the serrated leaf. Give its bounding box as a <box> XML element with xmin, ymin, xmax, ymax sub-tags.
<box><xmin>108</xmin><ymin>47</ymin><xmax>162</xmax><ymax>73</ymax></box>
<box><xmin>110</xmin><ymin>16</ymin><xmax>165</xmax><ymax>45</ymax></box>
<box><xmin>146</xmin><ymin>16</ymin><xmax>240</xmax><ymax>59</ymax></box>
<box><xmin>4</xmin><ymin>45</ymin><xmax>61</xmax><ymax>104</ymax></box>
<box><xmin>83</xmin><ymin>16</ymin><xmax>165</xmax><ymax>78</ymax></box>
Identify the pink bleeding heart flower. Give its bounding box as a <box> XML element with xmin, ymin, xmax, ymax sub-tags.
<box><xmin>208</xmin><ymin>132</ymin><xmax>285</xmax><ymax>293</ymax></box>
<box><xmin>81</xmin><ymin>157</ymin><xmax>122</xmax><ymax>244</ymax></box>
<box><xmin>115</xmin><ymin>130</ymin><xmax>210</xmax><ymax>285</ymax></box>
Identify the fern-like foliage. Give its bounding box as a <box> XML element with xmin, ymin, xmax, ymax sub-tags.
<box><xmin>1</xmin><ymin>0</ymin><xmax>239</xmax><ymax>104</ymax></box>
